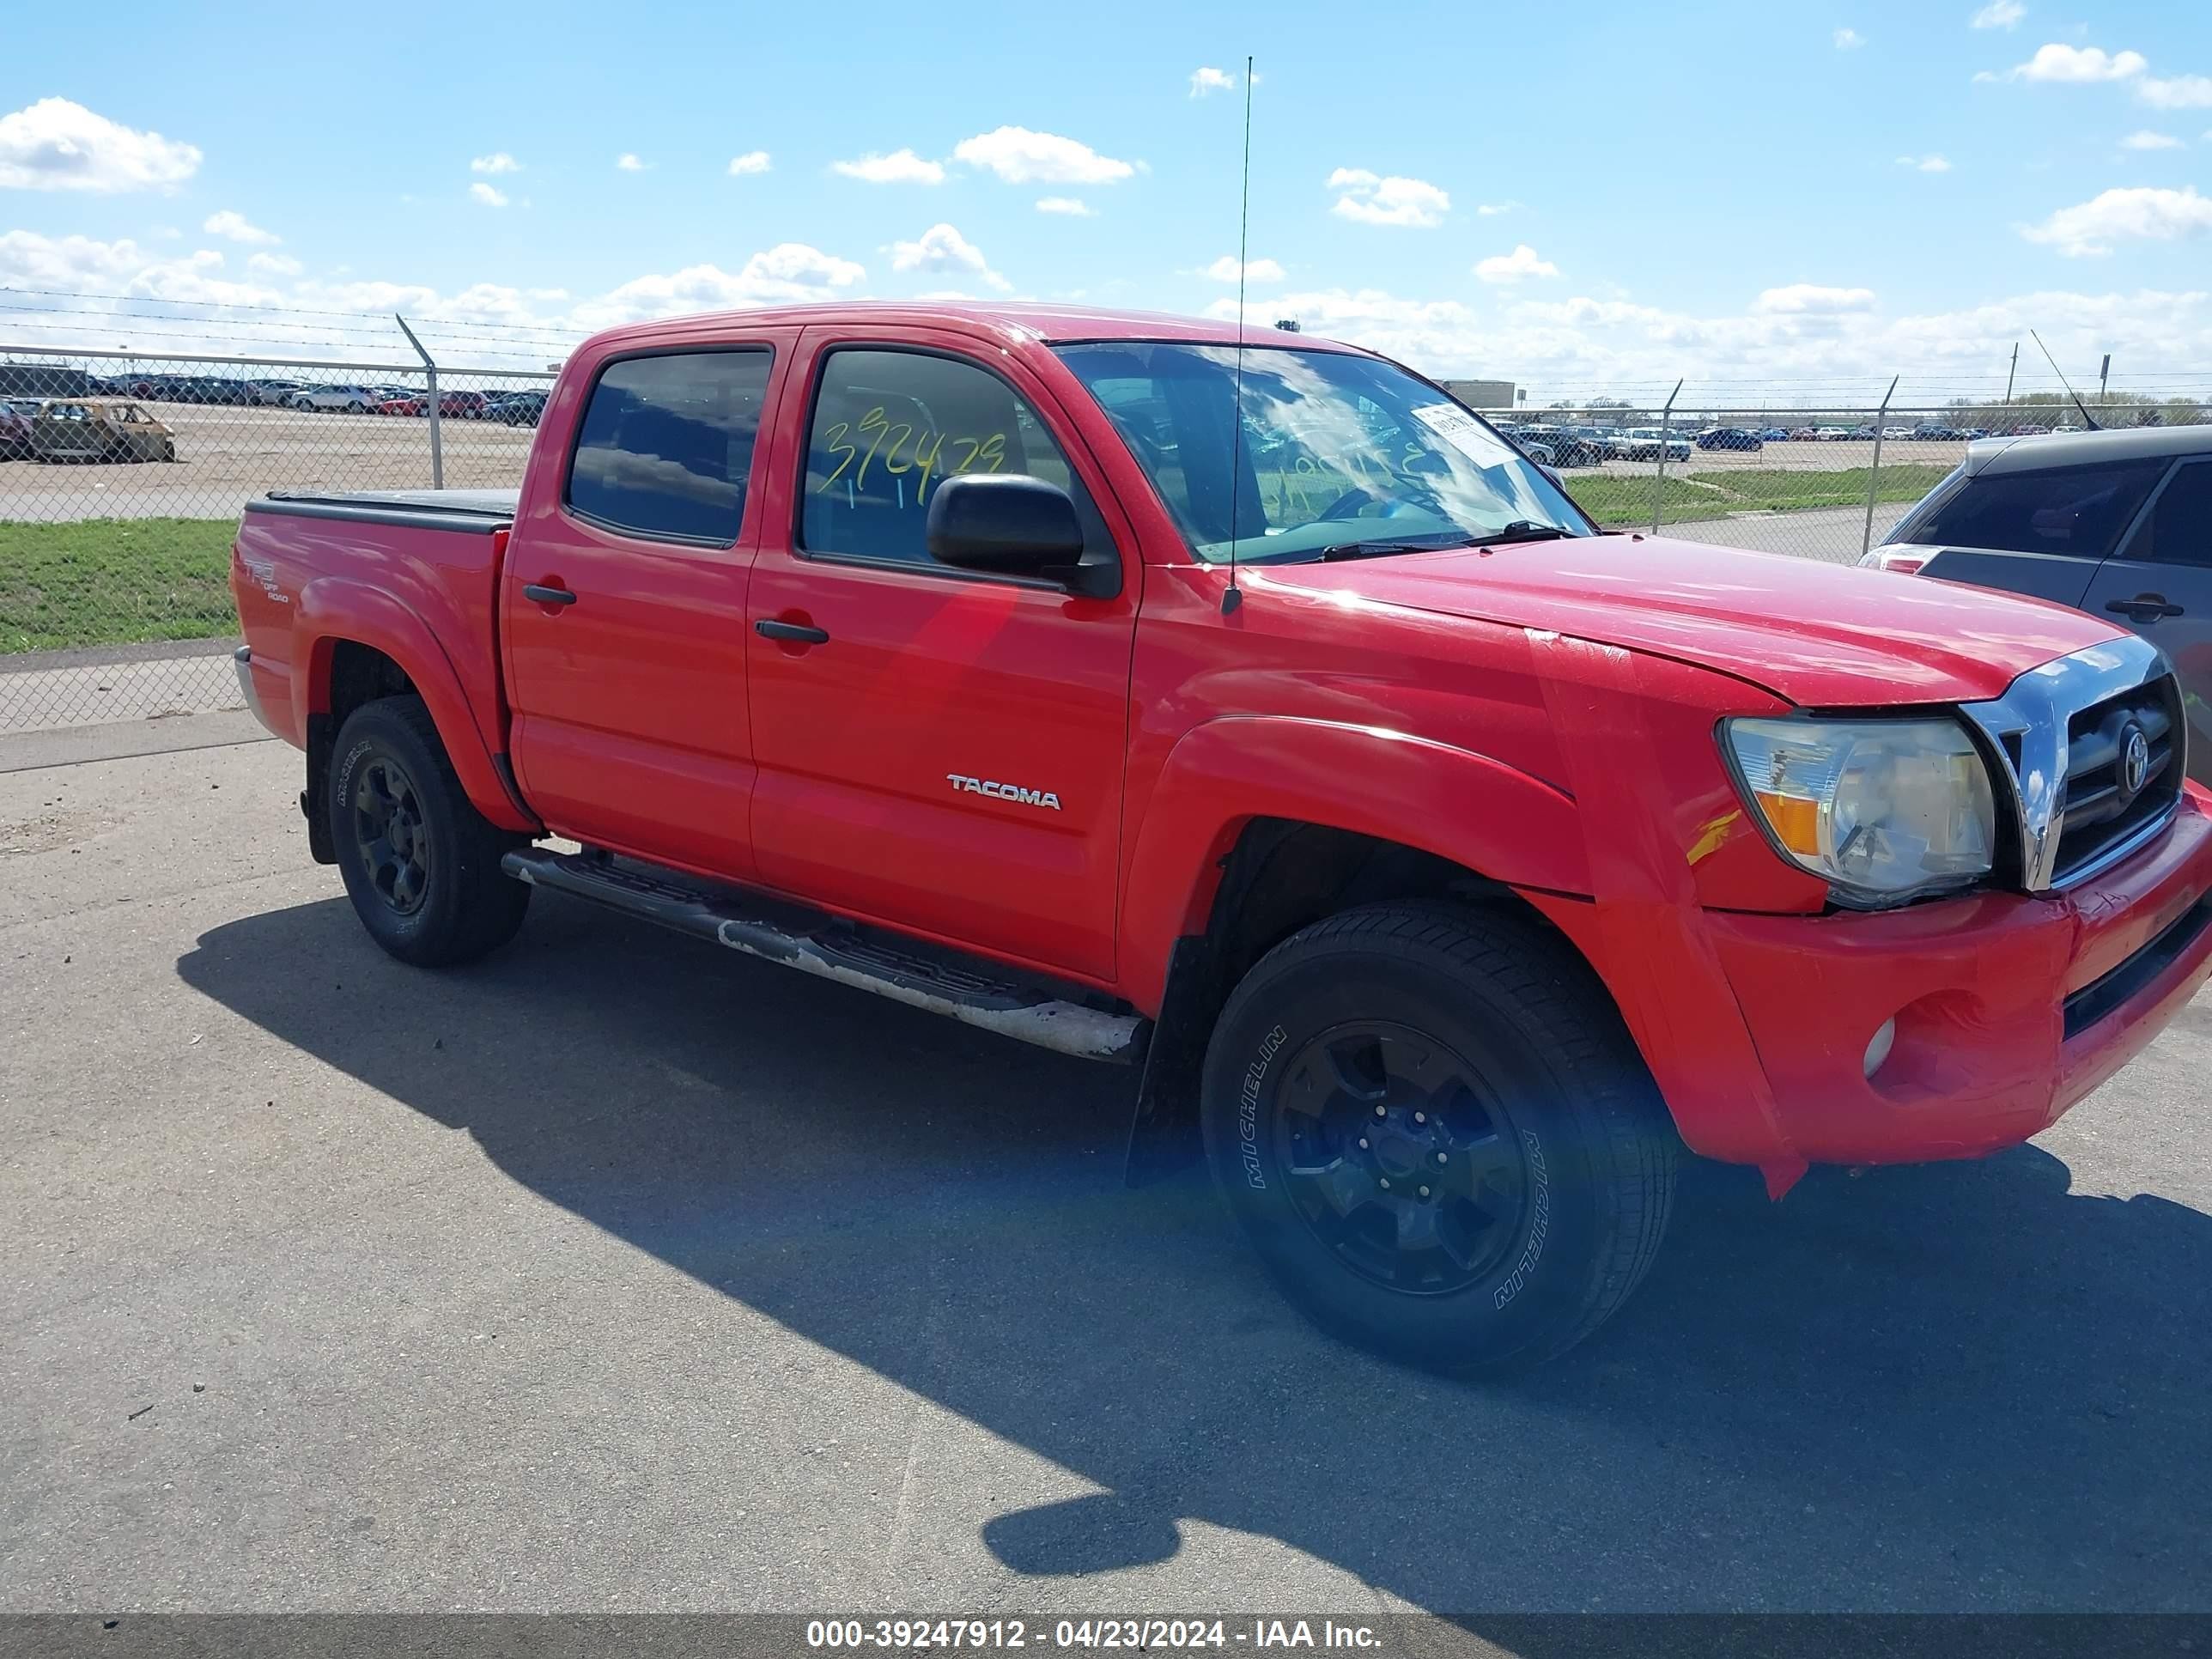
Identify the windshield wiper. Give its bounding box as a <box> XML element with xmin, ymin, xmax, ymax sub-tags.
<box><xmin>1462</xmin><ymin>520</ymin><xmax>1574</xmax><ymax>547</ymax></box>
<box><xmin>1316</xmin><ymin>534</ymin><xmax>1476</xmax><ymax>562</ymax></box>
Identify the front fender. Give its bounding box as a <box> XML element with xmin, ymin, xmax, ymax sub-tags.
<box><xmin>1118</xmin><ymin>716</ymin><xmax>1591</xmax><ymax>1011</ymax></box>
<box><xmin>294</xmin><ymin>577</ymin><xmax>533</xmax><ymax>833</ymax></box>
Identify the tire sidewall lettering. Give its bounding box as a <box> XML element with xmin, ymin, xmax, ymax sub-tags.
<box><xmin>1238</xmin><ymin>1024</ymin><xmax>1290</xmax><ymax>1189</ymax></box>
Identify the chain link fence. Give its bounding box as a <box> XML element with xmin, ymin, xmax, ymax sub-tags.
<box><xmin>0</xmin><ymin>345</ymin><xmax>551</xmax><ymax>732</ymax></box>
<box><xmin>3</xmin><ymin>337</ymin><xmax>2209</xmax><ymax>737</ymax></box>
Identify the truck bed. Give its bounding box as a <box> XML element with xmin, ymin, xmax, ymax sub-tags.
<box><xmin>246</xmin><ymin>488</ymin><xmax>519</xmax><ymax>532</ymax></box>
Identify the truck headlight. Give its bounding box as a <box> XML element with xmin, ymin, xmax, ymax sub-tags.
<box><xmin>1722</xmin><ymin>717</ymin><xmax>1996</xmax><ymax>906</ymax></box>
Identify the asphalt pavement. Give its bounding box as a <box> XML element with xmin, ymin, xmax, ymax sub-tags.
<box><xmin>2</xmin><ymin>720</ymin><xmax>2209</xmax><ymax>1617</ymax></box>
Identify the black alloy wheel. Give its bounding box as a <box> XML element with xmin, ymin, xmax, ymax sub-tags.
<box><xmin>1274</xmin><ymin>1021</ymin><xmax>1529</xmax><ymax>1296</ymax></box>
<box><xmin>349</xmin><ymin>751</ymin><xmax>434</xmax><ymax>916</ymax></box>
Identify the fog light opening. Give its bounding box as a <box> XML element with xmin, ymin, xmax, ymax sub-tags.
<box><xmin>1863</xmin><ymin>1017</ymin><xmax>1899</xmax><ymax>1080</ymax></box>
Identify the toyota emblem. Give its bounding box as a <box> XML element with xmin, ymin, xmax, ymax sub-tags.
<box><xmin>2121</xmin><ymin>725</ymin><xmax>2152</xmax><ymax>799</ymax></box>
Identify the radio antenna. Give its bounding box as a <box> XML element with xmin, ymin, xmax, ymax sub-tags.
<box><xmin>2029</xmin><ymin>329</ymin><xmax>2102</xmax><ymax>431</ymax></box>
<box><xmin>1222</xmin><ymin>53</ymin><xmax>1255</xmax><ymax>617</ymax></box>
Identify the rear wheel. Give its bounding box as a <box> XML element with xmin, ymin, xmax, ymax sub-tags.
<box><xmin>1200</xmin><ymin>902</ymin><xmax>1677</xmax><ymax>1372</ymax></box>
<box><xmin>329</xmin><ymin>696</ymin><xmax>530</xmax><ymax>967</ymax></box>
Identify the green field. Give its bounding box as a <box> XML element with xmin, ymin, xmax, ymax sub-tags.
<box><xmin>0</xmin><ymin>519</ymin><xmax>238</xmax><ymax>653</ymax></box>
<box><xmin>1563</xmin><ymin>464</ymin><xmax>1953</xmax><ymax>528</ymax></box>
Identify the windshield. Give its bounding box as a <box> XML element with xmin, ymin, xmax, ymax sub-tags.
<box><xmin>1053</xmin><ymin>342</ymin><xmax>1588</xmax><ymax>565</ymax></box>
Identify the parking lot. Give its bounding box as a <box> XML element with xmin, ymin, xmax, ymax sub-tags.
<box><xmin>3</xmin><ymin>715</ymin><xmax>2209</xmax><ymax>1616</ymax></box>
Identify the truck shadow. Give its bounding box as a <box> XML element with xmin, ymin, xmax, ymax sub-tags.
<box><xmin>178</xmin><ymin>896</ymin><xmax>2212</xmax><ymax>1614</ymax></box>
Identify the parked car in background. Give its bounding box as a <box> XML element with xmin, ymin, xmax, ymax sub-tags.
<box><xmin>374</xmin><ymin>393</ymin><xmax>427</xmax><ymax>416</ymax></box>
<box><xmin>1559</xmin><ymin>424</ymin><xmax>1623</xmax><ymax>460</ymax></box>
<box><xmin>1618</xmin><ymin>427</ymin><xmax>1692</xmax><ymax>461</ymax></box>
<box><xmin>1815</xmin><ymin>426</ymin><xmax>1856</xmax><ymax>441</ymax></box>
<box><xmin>1912</xmin><ymin>423</ymin><xmax>1971</xmax><ymax>441</ymax></box>
<box><xmin>1865</xmin><ymin>423</ymin><xmax>2212</xmax><ymax>784</ymax></box>
<box><xmin>485</xmin><ymin>389</ymin><xmax>550</xmax><ymax>426</ymax></box>
<box><xmin>0</xmin><ymin>399</ymin><xmax>33</xmax><ymax>459</ymax></box>
<box><xmin>1759</xmin><ymin>428</ymin><xmax>1791</xmax><ymax>441</ymax></box>
<box><xmin>292</xmin><ymin>386</ymin><xmax>377</xmax><ymax>413</ymax></box>
<box><xmin>252</xmin><ymin>380</ymin><xmax>310</xmax><ymax>406</ymax></box>
<box><xmin>1790</xmin><ymin>426</ymin><xmax>1820</xmax><ymax>441</ymax></box>
<box><xmin>438</xmin><ymin>389</ymin><xmax>495</xmax><ymax>420</ymax></box>
<box><xmin>1694</xmin><ymin>427</ymin><xmax>1764</xmax><ymax>452</ymax></box>
<box><xmin>1882</xmin><ymin>427</ymin><xmax>1914</xmax><ymax>441</ymax></box>
<box><xmin>29</xmin><ymin>399</ymin><xmax>177</xmax><ymax>462</ymax></box>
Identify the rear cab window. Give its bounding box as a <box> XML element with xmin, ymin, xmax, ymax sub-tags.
<box><xmin>565</xmin><ymin>349</ymin><xmax>775</xmax><ymax>544</ymax></box>
<box><xmin>1899</xmin><ymin>456</ymin><xmax>2167</xmax><ymax>558</ymax></box>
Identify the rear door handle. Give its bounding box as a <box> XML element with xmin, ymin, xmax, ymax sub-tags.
<box><xmin>755</xmin><ymin>619</ymin><xmax>830</xmax><ymax>644</ymax></box>
<box><xmin>522</xmin><ymin>583</ymin><xmax>577</xmax><ymax>606</ymax></box>
<box><xmin>2106</xmin><ymin>594</ymin><xmax>2184</xmax><ymax>621</ymax></box>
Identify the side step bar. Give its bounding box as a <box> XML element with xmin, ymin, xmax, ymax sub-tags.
<box><xmin>501</xmin><ymin>848</ymin><xmax>1145</xmax><ymax>1065</ymax></box>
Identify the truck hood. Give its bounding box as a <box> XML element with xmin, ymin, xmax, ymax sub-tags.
<box><xmin>1255</xmin><ymin>532</ymin><xmax>2124</xmax><ymax>706</ymax></box>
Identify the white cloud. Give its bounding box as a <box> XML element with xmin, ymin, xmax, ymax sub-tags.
<box><xmin>830</xmin><ymin>148</ymin><xmax>943</xmax><ymax>185</ymax></box>
<box><xmin>726</xmin><ymin>150</ymin><xmax>773</xmax><ymax>176</ymax></box>
<box><xmin>616</xmin><ymin>153</ymin><xmax>647</xmax><ymax>172</ymax></box>
<box><xmin>1895</xmin><ymin>154</ymin><xmax>1954</xmax><ymax>171</ymax></box>
<box><xmin>1834</xmin><ymin>27</ymin><xmax>1864</xmax><ymax>49</ymax></box>
<box><xmin>2138</xmin><ymin>75</ymin><xmax>2212</xmax><ymax>110</ymax></box>
<box><xmin>1474</xmin><ymin>245</ymin><xmax>1559</xmax><ymax>284</ymax></box>
<box><xmin>203</xmin><ymin>210</ymin><xmax>278</xmax><ymax>245</ymax></box>
<box><xmin>888</xmin><ymin>222</ymin><xmax>1011</xmax><ymax>291</ymax></box>
<box><xmin>1475</xmin><ymin>201</ymin><xmax>1520</xmax><ymax>216</ymax></box>
<box><xmin>1200</xmin><ymin>255</ymin><xmax>1285</xmax><ymax>283</ymax></box>
<box><xmin>469</xmin><ymin>182</ymin><xmax>509</xmax><ymax>207</ymax></box>
<box><xmin>1753</xmin><ymin>283</ymin><xmax>1878</xmax><ymax>314</ymax></box>
<box><xmin>1036</xmin><ymin>196</ymin><xmax>1096</xmax><ymax>216</ymax></box>
<box><xmin>1328</xmin><ymin>167</ymin><xmax>1449</xmax><ymax>228</ymax></box>
<box><xmin>248</xmin><ymin>251</ymin><xmax>302</xmax><ymax>276</ymax></box>
<box><xmin>471</xmin><ymin>152</ymin><xmax>521</xmax><ymax>174</ymax></box>
<box><xmin>570</xmin><ymin>244</ymin><xmax>866</xmax><ymax>330</ymax></box>
<box><xmin>1971</xmin><ymin>0</ymin><xmax>2023</xmax><ymax>26</ymax></box>
<box><xmin>0</xmin><ymin>97</ymin><xmax>201</xmax><ymax>192</ymax></box>
<box><xmin>2021</xmin><ymin>184</ymin><xmax>2212</xmax><ymax>255</ymax></box>
<box><xmin>2121</xmin><ymin>130</ymin><xmax>2185</xmax><ymax>149</ymax></box>
<box><xmin>2007</xmin><ymin>43</ymin><xmax>2148</xmax><ymax>82</ymax></box>
<box><xmin>952</xmin><ymin>126</ymin><xmax>1135</xmax><ymax>185</ymax></box>
<box><xmin>1189</xmin><ymin>66</ymin><xmax>1236</xmax><ymax>97</ymax></box>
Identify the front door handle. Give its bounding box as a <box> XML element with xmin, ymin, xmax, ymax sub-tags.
<box><xmin>523</xmin><ymin>583</ymin><xmax>577</xmax><ymax>607</ymax></box>
<box><xmin>2106</xmin><ymin>594</ymin><xmax>2184</xmax><ymax>622</ymax></box>
<box><xmin>755</xmin><ymin>618</ymin><xmax>830</xmax><ymax>645</ymax></box>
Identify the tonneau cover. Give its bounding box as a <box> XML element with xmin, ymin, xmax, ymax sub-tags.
<box><xmin>246</xmin><ymin>488</ymin><xmax>520</xmax><ymax>532</ymax></box>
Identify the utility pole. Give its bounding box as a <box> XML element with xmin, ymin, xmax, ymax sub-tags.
<box><xmin>2004</xmin><ymin>343</ymin><xmax>2018</xmax><ymax>405</ymax></box>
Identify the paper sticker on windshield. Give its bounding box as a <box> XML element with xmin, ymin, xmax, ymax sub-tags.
<box><xmin>1410</xmin><ymin>403</ymin><xmax>1507</xmax><ymax>461</ymax></box>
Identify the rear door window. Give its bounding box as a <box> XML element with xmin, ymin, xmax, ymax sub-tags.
<box><xmin>566</xmin><ymin>349</ymin><xmax>775</xmax><ymax>544</ymax></box>
<box><xmin>1906</xmin><ymin>458</ymin><xmax>2166</xmax><ymax>558</ymax></box>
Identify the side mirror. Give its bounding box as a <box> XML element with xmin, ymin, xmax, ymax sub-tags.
<box><xmin>1540</xmin><ymin>465</ymin><xmax>1565</xmax><ymax>489</ymax></box>
<box><xmin>927</xmin><ymin>473</ymin><xmax>1088</xmax><ymax>580</ymax></box>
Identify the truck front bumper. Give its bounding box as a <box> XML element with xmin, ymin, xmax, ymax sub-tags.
<box><xmin>1535</xmin><ymin>796</ymin><xmax>2212</xmax><ymax>1179</ymax></box>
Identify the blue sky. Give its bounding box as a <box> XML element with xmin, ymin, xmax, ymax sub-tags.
<box><xmin>3</xmin><ymin>0</ymin><xmax>2211</xmax><ymax>398</ymax></box>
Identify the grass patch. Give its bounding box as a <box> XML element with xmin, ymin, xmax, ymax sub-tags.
<box><xmin>1562</xmin><ymin>474</ymin><xmax>1734</xmax><ymax>528</ymax></box>
<box><xmin>0</xmin><ymin>518</ymin><xmax>238</xmax><ymax>653</ymax></box>
<box><xmin>1563</xmin><ymin>463</ymin><xmax>1954</xmax><ymax>529</ymax></box>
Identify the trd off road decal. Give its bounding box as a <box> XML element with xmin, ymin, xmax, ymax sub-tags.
<box><xmin>945</xmin><ymin>774</ymin><xmax>1062</xmax><ymax>811</ymax></box>
<box><xmin>1239</xmin><ymin>1024</ymin><xmax>1289</xmax><ymax>1188</ymax></box>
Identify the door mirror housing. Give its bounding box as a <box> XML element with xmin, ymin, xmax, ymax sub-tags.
<box><xmin>927</xmin><ymin>474</ymin><xmax>1092</xmax><ymax>586</ymax></box>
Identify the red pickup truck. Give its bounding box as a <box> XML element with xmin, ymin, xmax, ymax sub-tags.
<box><xmin>231</xmin><ymin>302</ymin><xmax>2212</xmax><ymax>1370</ymax></box>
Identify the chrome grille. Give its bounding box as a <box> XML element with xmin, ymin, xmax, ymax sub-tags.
<box><xmin>2051</xmin><ymin>675</ymin><xmax>2183</xmax><ymax>884</ymax></box>
<box><xmin>1963</xmin><ymin>635</ymin><xmax>2183</xmax><ymax>894</ymax></box>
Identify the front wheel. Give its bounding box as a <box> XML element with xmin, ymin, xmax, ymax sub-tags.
<box><xmin>329</xmin><ymin>696</ymin><xmax>530</xmax><ymax>967</ymax></box>
<box><xmin>1200</xmin><ymin>902</ymin><xmax>1677</xmax><ymax>1372</ymax></box>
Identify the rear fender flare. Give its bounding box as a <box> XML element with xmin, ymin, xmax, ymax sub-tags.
<box><xmin>294</xmin><ymin>577</ymin><xmax>534</xmax><ymax>833</ymax></box>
